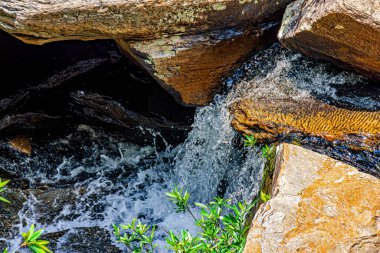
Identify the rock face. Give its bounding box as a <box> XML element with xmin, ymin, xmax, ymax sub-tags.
<box><xmin>0</xmin><ymin>0</ymin><xmax>292</xmax><ymax>44</ymax></box>
<box><xmin>244</xmin><ymin>143</ymin><xmax>380</xmax><ymax>253</ymax></box>
<box><xmin>278</xmin><ymin>0</ymin><xmax>380</xmax><ymax>80</ymax></box>
<box><xmin>0</xmin><ymin>0</ymin><xmax>294</xmax><ymax>105</ymax></box>
<box><xmin>119</xmin><ymin>26</ymin><xmax>278</xmax><ymax>105</ymax></box>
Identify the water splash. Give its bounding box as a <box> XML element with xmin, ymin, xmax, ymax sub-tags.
<box><xmin>1</xmin><ymin>99</ymin><xmax>263</xmax><ymax>252</ymax></box>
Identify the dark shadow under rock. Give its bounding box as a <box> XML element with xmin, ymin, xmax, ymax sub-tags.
<box><xmin>0</xmin><ymin>30</ymin><xmax>195</xmax><ymax>146</ymax></box>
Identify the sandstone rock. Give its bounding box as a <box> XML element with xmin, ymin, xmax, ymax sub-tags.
<box><xmin>0</xmin><ymin>0</ymin><xmax>293</xmax><ymax>44</ymax></box>
<box><xmin>244</xmin><ymin>143</ymin><xmax>380</xmax><ymax>253</ymax></box>
<box><xmin>232</xmin><ymin>97</ymin><xmax>380</xmax><ymax>152</ymax></box>
<box><xmin>119</xmin><ymin>25</ymin><xmax>278</xmax><ymax>105</ymax></box>
<box><xmin>278</xmin><ymin>0</ymin><xmax>380</xmax><ymax>80</ymax></box>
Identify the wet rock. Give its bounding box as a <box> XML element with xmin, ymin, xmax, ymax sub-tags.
<box><xmin>120</xmin><ymin>25</ymin><xmax>278</xmax><ymax>105</ymax></box>
<box><xmin>8</xmin><ymin>135</ymin><xmax>32</xmax><ymax>156</ymax></box>
<box><xmin>0</xmin><ymin>189</ymin><xmax>26</xmax><ymax>239</ymax></box>
<box><xmin>0</xmin><ymin>0</ymin><xmax>293</xmax><ymax>44</ymax></box>
<box><xmin>46</xmin><ymin>227</ymin><xmax>121</xmax><ymax>253</ymax></box>
<box><xmin>244</xmin><ymin>143</ymin><xmax>380</xmax><ymax>253</ymax></box>
<box><xmin>0</xmin><ymin>113</ymin><xmax>61</xmax><ymax>136</ymax></box>
<box><xmin>231</xmin><ymin>97</ymin><xmax>380</xmax><ymax>152</ymax></box>
<box><xmin>69</xmin><ymin>91</ymin><xmax>190</xmax><ymax>145</ymax></box>
<box><xmin>278</xmin><ymin>0</ymin><xmax>380</xmax><ymax>80</ymax></box>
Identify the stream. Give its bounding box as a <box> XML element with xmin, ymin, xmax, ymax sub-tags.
<box><xmin>0</xmin><ymin>43</ymin><xmax>379</xmax><ymax>252</ymax></box>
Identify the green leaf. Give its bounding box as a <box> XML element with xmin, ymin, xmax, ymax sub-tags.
<box><xmin>0</xmin><ymin>179</ymin><xmax>10</xmax><ymax>188</ymax></box>
<box><xmin>0</xmin><ymin>197</ymin><xmax>10</xmax><ymax>204</ymax></box>
<box><xmin>28</xmin><ymin>245</ymin><xmax>45</xmax><ymax>253</ymax></box>
<box><xmin>260</xmin><ymin>191</ymin><xmax>271</xmax><ymax>202</ymax></box>
<box><xmin>194</xmin><ymin>202</ymin><xmax>208</xmax><ymax>210</ymax></box>
<box><xmin>29</xmin><ymin>229</ymin><xmax>44</xmax><ymax>242</ymax></box>
<box><xmin>26</xmin><ymin>224</ymin><xmax>35</xmax><ymax>242</ymax></box>
<box><xmin>2</xmin><ymin>248</ymin><xmax>8</xmax><ymax>253</ymax></box>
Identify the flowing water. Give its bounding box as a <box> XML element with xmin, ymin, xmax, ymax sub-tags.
<box><xmin>1</xmin><ymin>44</ymin><xmax>379</xmax><ymax>252</ymax></box>
<box><xmin>0</xmin><ymin>101</ymin><xmax>264</xmax><ymax>252</ymax></box>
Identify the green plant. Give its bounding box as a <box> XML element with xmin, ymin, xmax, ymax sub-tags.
<box><xmin>3</xmin><ymin>225</ymin><xmax>52</xmax><ymax>253</ymax></box>
<box><xmin>261</xmin><ymin>144</ymin><xmax>275</xmax><ymax>159</ymax></box>
<box><xmin>114</xmin><ymin>187</ymin><xmax>262</xmax><ymax>252</ymax></box>
<box><xmin>260</xmin><ymin>191</ymin><xmax>271</xmax><ymax>202</ymax></box>
<box><xmin>243</xmin><ymin>135</ymin><xmax>257</xmax><ymax>147</ymax></box>
<box><xmin>0</xmin><ymin>178</ymin><xmax>10</xmax><ymax>204</ymax></box>
<box><xmin>113</xmin><ymin>219</ymin><xmax>157</xmax><ymax>253</ymax></box>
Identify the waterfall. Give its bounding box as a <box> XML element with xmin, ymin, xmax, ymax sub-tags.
<box><xmin>1</xmin><ymin>44</ymin><xmax>377</xmax><ymax>252</ymax></box>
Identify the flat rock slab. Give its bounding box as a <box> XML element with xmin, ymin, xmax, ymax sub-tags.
<box><xmin>0</xmin><ymin>0</ymin><xmax>293</xmax><ymax>44</ymax></box>
<box><xmin>244</xmin><ymin>143</ymin><xmax>380</xmax><ymax>253</ymax></box>
<box><xmin>278</xmin><ymin>0</ymin><xmax>380</xmax><ymax>80</ymax></box>
<box><xmin>120</xmin><ymin>26</ymin><xmax>278</xmax><ymax>105</ymax></box>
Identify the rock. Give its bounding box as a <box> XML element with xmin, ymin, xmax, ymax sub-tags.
<box><xmin>0</xmin><ymin>0</ymin><xmax>294</xmax><ymax>105</ymax></box>
<box><xmin>0</xmin><ymin>189</ymin><xmax>27</xmax><ymax>239</ymax></box>
<box><xmin>229</xmin><ymin>44</ymin><xmax>380</xmax><ymax>159</ymax></box>
<box><xmin>49</xmin><ymin>227</ymin><xmax>122</xmax><ymax>253</ymax></box>
<box><xmin>278</xmin><ymin>0</ymin><xmax>380</xmax><ymax>80</ymax></box>
<box><xmin>68</xmin><ymin>91</ymin><xmax>190</xmax><ymax>145</ymax></box>
<box><xmin>0</xmin><ymin>113</ymin><xmax>61</xmax><ymax>135</ymax></box>
<box><xmin>119</xmin><ymin>25</ymin><xmax>278</xmax><ymax>105</ymax></box>
<box><xmin>231</xmin><ymin>97</ymin><xmax>380</xmax><ymax>152</ymax></box>
<box><xmin>8</xmin><ymin>135</ymin><xmax>32</xmax><ymax>155</ymax></box>
<box><xmin>244</xmin><ymin>143</ymin><xmax>380</xmax><ymax>253</ymax></box>
<box><xmin>0</xmin><ymin>0</ymin><xmax>293</xmax><ymax>44</ymax></box>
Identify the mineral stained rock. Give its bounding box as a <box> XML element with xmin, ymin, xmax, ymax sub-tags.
<box><xmin>244</xmin><ymin>143</ymin><xmax>380</xmax><ymax>253</ymax></box>
<box><xmin>278</xmin><ymin>0</ymin><xmax>380</xmax><ymax>80</ymax></box>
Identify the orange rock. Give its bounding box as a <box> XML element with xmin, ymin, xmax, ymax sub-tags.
<box><xmin>0</xmin><ymin>0</ymin><xmax>293</xmax><ymax>44</ymax></box>
<box><xmin>278</xmin><ymin>0</ymin><xmax>380</xmax><ymax>80</ymax></box>
<box><xmin>244</xmin><ymin>144</ymin><xmax>380</xmax><ymax>253</ymax></box>
<box><xmin>9</xmin><ymin>135</ymin><xmax>32</xmax><ymax>155</ymax></box>
<box><xmin>119</xmin><ymin>27</ymin><xmax>277</xmax><ymax>105</ymax></box>
<box><xmin>231</xmin><ymin>98</ymin><xmax>380</xmax><ymax>151</ymax></box>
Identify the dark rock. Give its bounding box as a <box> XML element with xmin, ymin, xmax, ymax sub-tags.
<box><xmin>69</xmin><ymin>91</ymin><xmax>190</xmax><ymax>145</ymax></box>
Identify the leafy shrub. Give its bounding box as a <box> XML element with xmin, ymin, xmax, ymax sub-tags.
<box><xmin>114</xmin><ymin>187</ymin><xmax>262</xmax><ymax>252</ymax></box>
<box><xmin>3</xmin><ymin>224</ymin><xmax>52</xmax><ymax>253</ymax></box>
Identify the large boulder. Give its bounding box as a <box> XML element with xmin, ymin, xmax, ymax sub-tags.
<box><xmin>0</xmin><ymin>0</ymin><xmax>292</xmax><ymax>44</ymax></box>
<box><xmin>278</xmin><ymin>0</ymin><xmax>380</xmax><ymax>80</ymax></box>
<box><xmin>244</xmin><ymin>143</ymin><xmax>380</xmax><ymax>253</ymax></box>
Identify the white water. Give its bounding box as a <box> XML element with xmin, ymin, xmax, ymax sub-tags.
<box><xmin>1</xmin><ymin>95</ymin><xmax>263</xmax><ymax>252</ymax></box>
